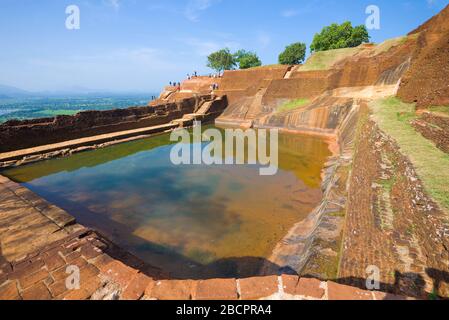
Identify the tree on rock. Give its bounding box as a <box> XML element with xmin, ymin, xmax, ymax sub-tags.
<box><xmin>233</xmin><ymin>50</ymin><xmax>262</xmax><ymax>69</ymax></box>
<box><xmin>207</xmin><ymin>48</ymin><xmax>236</xmax><ymax>72</ymax></box>
<box><xmin>310</xmin><ymin>21</ymin><xmax>370</xmax><ymax>52</ymax></box>
<box><xmin>278</xmin><ymin>42</ymin><xmax>306</xmax><ymax>65</ymax></box>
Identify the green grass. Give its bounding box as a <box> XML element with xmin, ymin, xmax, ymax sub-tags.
<box><xmin>276</xmin><ymin>98</ymin><xmax>310</xmax><ymax>113</ymax></box>
<box><xmin>299</xmin><ymin>34</ymin><xmax>418</xmax><ymax>73</ymax></box>
<box><xmin>370</xmin><ymin>97</ymin><xmax>449</xmax><ymax>213</ymax></box>
<box><xmin>428</xmin><ymin>105</ymin><xmax>449</xmax><ymax>116</ymax></box>
<box><xmin>300</xmin><ymin>47</ymin><xmax>362</xmax><ymax>71</ymax></box>
<box><xmin>372</xmin><ymin>36</ymin><xmax>408</xmax><ymax>55</ymax></box>
<box><xmin>371</xmin><ymin>33</ymin><xmax>419</xmax><ymax>56</ymax></box>
<box><xmin>247</xmin><ymin>64</ymin><xmax>285</xmax><ymax>70</ymax></box>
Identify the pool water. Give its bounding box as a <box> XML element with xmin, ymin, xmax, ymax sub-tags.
<box><xmin>3</xmin><ymin>127</ymin><xmax>331</xmax><ymax>278</ymax></box>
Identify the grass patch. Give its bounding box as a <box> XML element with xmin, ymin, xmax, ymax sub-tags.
<box><xmin>370</xmin><ymin>97</ymin><xmax>449</xmax><ymax>212</ymax></box>
<box><xmin>300</xmin><ymin>47</ymin><xmax>361</xmax><ymax>71</ymax></box>
<box><xmin>372</xmin><ymin>36</ymin><xmax>407</xmax><ymax>55</ymax></box>
<box><xmin>276</xmin><ymin>98</ymin><xmax>309</xmax><ymax>113</ymax></box>
<box><xmin>371</xmin><ymin>33</ymin><xmax>419</xmax><ymax>56</ymax></box>
<box><xmin>428</xmin><ymin>105</ymin><xmax>449</xmax><ymax>116</ymax></box>
<box><xmin>247</xmin><ymin>64</ymin><xmax>285</xmax><ymax>70</ymax></box>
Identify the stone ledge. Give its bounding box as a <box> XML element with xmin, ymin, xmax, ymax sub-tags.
<box><xmin>138</xmin><ymin>275</ymin><xmax>412</xmax><ymax>301</ymax></box>
<box><xmin>0</xmin><ymin>225</ymin><xmax>413</xmax><ymax>301</ymax></box>
<box><xmin>0</xmin><ymin>176</ymin><xmax>413</xmax><ymax>301</ymax></box>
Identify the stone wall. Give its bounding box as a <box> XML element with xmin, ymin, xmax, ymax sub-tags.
<box><xmin>219</xmin><ymin>66</ymin><xmax>289</xmax><ymax>92</ymax></box>
<box><xmin>339</xmin><ymin>114</ymin><xmax>449</xmax><ymax>298</ymax></box>
<box><xmin>0</xmin><ymin>95</ymin><xmax>216</xmax><ymax>153</ymax></box>
<box><xmin>256</xmin><ymin>96</ymin><xmax>354</xmax><ymax>135</ymax></box>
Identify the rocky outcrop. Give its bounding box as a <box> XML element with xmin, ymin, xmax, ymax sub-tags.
<box><xmin>215</xmin><ymin>35</ymin><xmax>415</xmax><ymax>129</ymax></box>
<box><xmin>397</xmin><ymin>4</ymin><xmax>449</xmax><ymax>108</ymax></box>
<box><xmin>256</xmin><ymin>95</ymin><xmax>354</xmax><ymax>135</ymax></box>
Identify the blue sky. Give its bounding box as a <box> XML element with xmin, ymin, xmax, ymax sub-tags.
<box><xmin>0</xmin><ymin>0</ymin><xmax>447</xmax><ymax>93</ymax></box>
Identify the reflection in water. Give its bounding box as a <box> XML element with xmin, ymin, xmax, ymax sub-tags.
<box><xmin>3</xmin><ymin>126</ymin><xmax>330</xmax><ymax>278</ymax></box>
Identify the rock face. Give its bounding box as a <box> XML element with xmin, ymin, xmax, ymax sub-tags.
<box><xmin>397</xmin><ymin>4</ymin><xmax>449</xmax><ymax>108</ymax></box>
<box><xmin>215</xmin><ymin>35</ymin><xmax>416</xmax><ymax>130</ymax></box>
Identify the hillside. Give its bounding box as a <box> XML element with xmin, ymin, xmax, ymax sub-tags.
<box><xmin>0</xmin><ymin>84</ymin><xmax>30</xmax><ymax>97</ymax></box>
<box><xmin>397</xmin><ymin>4</ymin><xmax>449</xmax><ymax>107</ymax></box>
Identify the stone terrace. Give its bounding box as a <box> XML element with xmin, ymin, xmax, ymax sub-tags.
<box><xmin>0</xmin><ymin>175</ymin><xmax>408</xmax><ymax>300</ymax></box>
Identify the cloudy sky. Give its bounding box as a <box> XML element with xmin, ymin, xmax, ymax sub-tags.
<box><xmin>0</xmin><ymin>0</ymin><xmax>447</xmax><ymax>93</ymax></box>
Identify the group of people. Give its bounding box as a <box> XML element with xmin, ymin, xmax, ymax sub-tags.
<box><xmin>208</xmin><ymin>73</ymin><xmax>222</xmax><ymax>78</ymax></box>
<box><xmin>168</xmin><ymin>70</ymin><xmax>222</xmax><ymax>92</ymax></box>
<box><xmin>187</xmin><ymin>71</ymin><xmax>198</xmax><ymax>80</ymax></box>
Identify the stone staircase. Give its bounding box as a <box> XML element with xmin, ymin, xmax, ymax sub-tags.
<box><xmin>243</xmin><ymin>88</ymin><xmax>267</xmax><ymax>120</ymax></box>
<box><xmin>171</xmin><ymin>98</ymin><xmax>218</xmax><ymax>127</ymax></box>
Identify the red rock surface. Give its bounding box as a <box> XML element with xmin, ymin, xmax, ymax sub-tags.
<box><xmin>397</xmin><ymin>4</ymin><xmax>449</xmax><ymax>108</ymax></box>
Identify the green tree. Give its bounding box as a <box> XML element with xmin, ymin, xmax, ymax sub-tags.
<box><xmin>233</xmin><ymin>50</ymin><xmax>262</xmax><ymax>69</ymax></box>
<box><xmin>207</xmin><ymin>48</ymin><xmax>236</xmax><ymax>72</ymax></box>
<box><xmin>310</xmin><ymin>21</ymin><xmax>370</xmax><ymax>52</ymax></box>
<box><xmin>278</xmin><ymin>42</ymin><xmax>307</xmax><ymax>65</ymax></box>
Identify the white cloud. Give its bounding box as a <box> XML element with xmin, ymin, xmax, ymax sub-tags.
<box><xmin>184</xmin><ymin>0</ymin><xmax>221</xmax><ymax>22</ymax></box>
<box><xmin>281</xmin><ymin>9</ymin><xmax>299</xmax><ymax>18</ymax></box>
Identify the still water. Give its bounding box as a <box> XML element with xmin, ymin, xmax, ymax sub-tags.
<box><xmin>3</xmin><ymin>127</ymin><xmax>331</xmax><ymax>278</ymax></box>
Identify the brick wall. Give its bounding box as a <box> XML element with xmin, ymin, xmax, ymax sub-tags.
<box><xmin>0</xmin><ymin>96</ymin><xmax>208</xmax><ymax>153</ymax></box>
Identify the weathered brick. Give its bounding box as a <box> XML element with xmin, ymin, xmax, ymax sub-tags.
<box><xmin>49</xmin><ymin>280</ymin><xmax>68</xmax><ymax>298</ymax></box>
<box><xmin>327</xmin><ymin>281</ymin><xmax>373</xmax><ymax>300</ymax></box>
<box><xmin>60</xmin><ymin>276</ymin><xmax>102</xmax><ymax>301</ymax></box>
<box><xmin>297</xmin><ymin>278</ymin><xmax>325</xmax><ymax>299</ymax></box>
<box><xmin>80</xmin><ymin>244</ymin><xmax>102</xmax><ymax>260</ymax></box>
<box><xmin>19</xmin><ymin>269</ymin><xmax>50</xmax><ymax>289</ymax></box>
<box><xmin>194</xmin><ymin>279</ymin><xmax>238</xmax><ymax>300</ymax></box>
<box><xmin>11</xmin><ymin>259</ymin><xmax>44</xmax><ymax>278</ymax></box>
<box><xmin>51</xmin><ymin>266</ymin><xmax>71</xmax><ymax>282</ymax></box>
<box><xmin>281</xmin><ymin>274</ymin><xmax>299</xmax><ymax>295</ymax></box>
<box><xmin>151</xmin><ymin>280</ymin><xmax>195</xmax><ymax>300</ymax></box>
<box><xmin>60</xmin><ymin>288</ymin><xmax>91</xmax><ymax>301</ymax></box>
<box><xmin>89</xmin><ymin>239</ymin><xmax>108</xmax><ymax>251</ymax></box>
<box><xmin>372</xmin><ymin>291</ymin><xmax>408</xmax><ymax>300</ymax></box>
<box><xmin>100</xmin><ymin>261</ymin><xmax>138</xmax><ymax>288</ymax></box>
<box><xmin>43</xmin><ymin>276</ymin><xmax>55</xmax><ymax>286</ymax></box>
<box><xmin>67</xmin><ymin>257</ymin><xmax>88</xmax><ymax>269</ymax></box>
<box><xmin>65</xmin><ymin>251</ymin><xmax>82</xmax><ymax>263</ymax></box>
<box><xmin>239</xmin><ymin>276</ymin><xmax>279</xmax><ymax>300</ymax></box>
<box><xmin>0</xmin><ymin>274</ymin><xmax>7</xmax><ymax>285</ymax></box>
<box><xmin>43</xmin><ymin>246</ymin><xmax>64</xmax><ymax>259</ymax></box>
<box><xmin>0</xmin><ymin>261</ymin><xmax>12</xmax><ymax>274</ymax></box>
<box><xmin>121</xmin><ymin>273</ymin><xmax>152</xmax><ymax>300</ymax></box>
<box><xmin>91</xmin><ymin>254</ymin><xmax>115</xmax><ymax>270</ymax></box>
<box><xmin>144</xmin><ymin>279</ymin><xmax>155</xmax><ymax>298</ymax></box>
<box><xmin>79</xmin><ymin>264</ymin><xmax>100</xmax><ymax>282</ymax></box>
<box><xmin>64</xmin><ymin>238</ymin><xmax>83</xmax><ymax>250</ymax></box>
<box><xmin>44</xmin><ymin>254</ymin><xmax>65</xmax><ymax>271</ymax></box>
<box><xmin>0</xmin><ymin>281</ymin><xmax>21</xmax><ymax>300</ymax></box>
<box><xmin>22</xmin><ymin>282</ymin><xmax>52</xmax><ymax>300</ymax></box>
